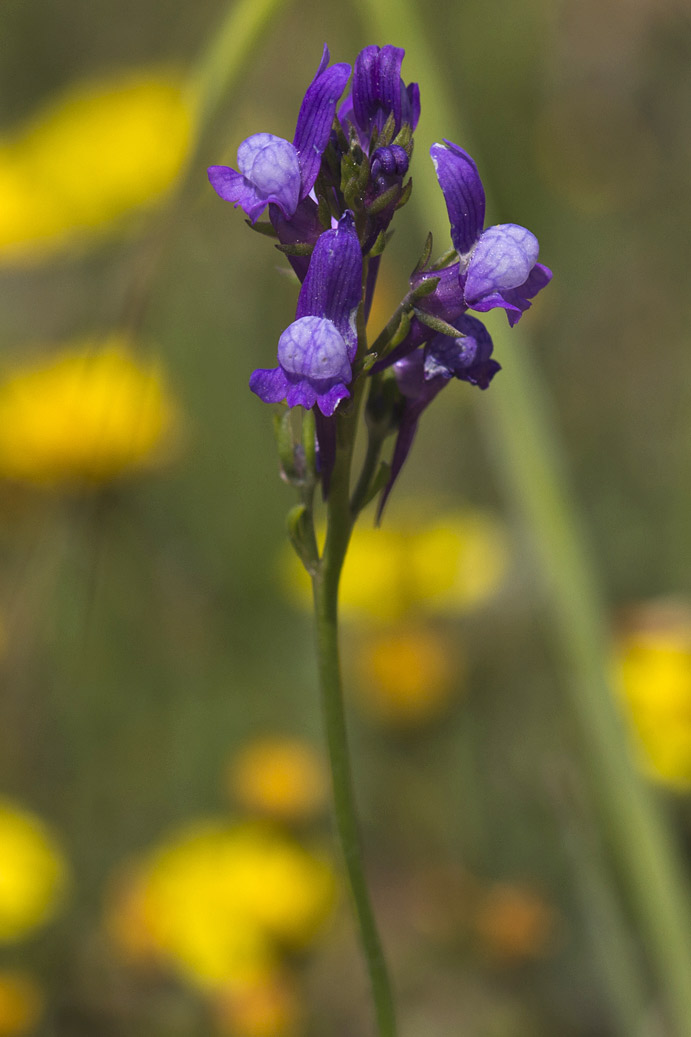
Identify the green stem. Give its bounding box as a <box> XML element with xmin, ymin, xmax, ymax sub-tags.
<box><xmin>369</xmin><ymin>290</ymin><xmax>414</xmax><ymax>358</ymax></box>
<box><xmin>350</xmin><ymin>424</ymin><xmax>386</xmax><ymax>517</ymax></box>
<box><xmin>354</xmin><ymin>0</ymin><xmax>691</xmax><ymax>1031</ymax></box>
<box><xmin>311</xmin><ymin>381</ymin><xmax>397</xmax><ymax>1037</ymax></box>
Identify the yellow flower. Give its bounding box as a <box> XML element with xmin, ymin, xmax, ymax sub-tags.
<box><xmin>213</xmin><ymin>970</ymin><xmax>303</xmax><ymax>1037</ymax></box>
<box><xmin>0</xmin><ymin>972</ymin><xmax>43</xmax><ymax>1037</ymax></box>
<box><xmin>108</xmin><ymin>821</ymin><xmax>335</xmax><ymax>991</ymax></box>
<box><xmin>353</xmin><ymin>624</ymin><xmax>461</xmax><ymax>727</ymax></box>
<box><xmin>616</xmin><ymin>604</ymin><xmax>691</xmax><ymax>789</ymax></box>
<box><xmin>0</xmin><ymin>338</ymin><xmax>179</xmax><ymax>487</ymax></box>
<box><xmin>0</xmin><ymin>801</ymin><xmax>68</xmax><ymax>942</ymax></box>
<box><xmin>227</xmin><ymin>737</ymin><xmax>328</xmax><ymax>823</ymax></box>
<box><xmin>0</xmin><ymin>70</ymin><xmax>193</xmax><ymax>263</ymax></box>
<box><xmin>283</xmin><ymin>509</ymin><xmax>508</xmax><ymax>622</ymax></box>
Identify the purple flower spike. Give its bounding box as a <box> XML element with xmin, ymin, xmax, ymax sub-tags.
<box><xmin>208</xmin><ymin>46</ymin><xmax>350</xmax><ymax>223</ymax></box>
<box><xmin>431</xmin><ymin>139</ymin><xmax>551</xmax><ymax>324</ymax></box>
<box><xmin>249</xmin><ymin>212</ymin><xmax>362</xmax><ymax>417</ymax></box>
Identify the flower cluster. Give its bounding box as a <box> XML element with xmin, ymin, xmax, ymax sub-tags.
<box><xmin>209</xmin><ymin>44</ymin><xmax>551</xmax><ymax>514</ymax></box>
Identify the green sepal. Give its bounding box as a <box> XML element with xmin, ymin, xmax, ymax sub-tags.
<box><xmin>317</xmin><ymin>195</ymin><xmax>332</xmax><ymax>230</ymax></box>
<box><xmin>377</xmin><ymin>111</ymin><xmax>397</xmax><ymax>148</ymax></box>
<box><xmin>394</xmin><ymin>178</ymin><xmax>413</xmax><ymax>210</ymax></box>
<box><xmin>286</xmin><ymin>504</ymin><xmax>319</xmax><ymax>573</ymax></box>
<box><xmin>275</xmin><ymin>241</ymin><xmax>315</xmax><ymax>257</ymax></box>
<box><xmin>245</xmin><ymin>219</ymin><xmax>278</xmax><ymax>238</ymax></box>
<box><xmin>393</xmin><ymin>123</ymin><xmax>413</xmax><ymax>153</ymax></box>
<box><xmin>411</xmin><ymin>233</ymin><xmax>433</xmax><ymax>276</ymax></box>
<box><xmin>356</xmin><ymin>153</ymin><xmax>371</xmax><ymax>193</ymax></box>
<box><xmin>413</xmin><ymin>307</ymin><xmax>462</xmax><ymax>338</ymax></box>
<box><xmin>301</xmin><ymin>408</ymin><xmax>317</xmax><ymax>479</ymax></box>
<box><xmin>429</xmin><ymin>247</ymin><xmax>459</xmax><ymax>271</ymax></box>
<box><xmin>370</xmin><ymin>229</ymin><xmax>394</xmax><ymax>258</ymax></box>
<box><xmin>389</xmin><ymin>308</ymin><xmax>413</xmax><ymax>348</ymax></box>
<box><xmin>365</xmin><ymin>182</ymin><xmax>401</xmax><ymax>216</ymax></box>
<box><xmin>273</xmin><ymin>408</ymin><xmax>299</xmax><ymax>482</ymax></box>
<box><xmin>361</xmin><ymin>461</ymin><xmax>391</xmax><ymax>510</ymax></box>
<box><xmin>410</xmin><ymin>274</ymin><xmax>440</xmax><ymax>300</ymax></box>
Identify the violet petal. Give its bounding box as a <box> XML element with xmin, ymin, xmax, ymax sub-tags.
<box><xmin>293</xmin><ymin>49</ymin><xmax>351</xmax><ymax>198</ymax></box>
<box><xmin>249</xmin><ymin>366</ymin><xmax>290</xmax><ymax>404</ymax></box>
<box><xmin>430</xmin><ymin>140</ymin><xmax>486</xmax><ymax>254</ymax></box>
<box><xmin>207</xmin><ymin>165</ymin><xmax>273</xmax><ymax>223</ymax></box>
<box><xmin>353</xmin><ymin>45</ymin><xmax>405</xmax><ymax>137</ymax></box>
<box><xmin>295</xmin><ymin>211</ymin><xmax>362</xmax><ymax>362</ymax></box>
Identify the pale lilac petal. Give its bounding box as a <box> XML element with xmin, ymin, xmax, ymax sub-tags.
<box><xmin>249</xmin><ymin>366</ymin><xmax>289</xmax><ymax>404</ymax></box>
<box><xmin>296</xmin><ymin>211</ymin><xmax>362</xmax><ymax>361</ymax></box>
<box><xmin>278</xmin><ymin>316</ymin><xmax>351</xmax><ymax>383</ymax></box>
<box><xmin>430</xmin><ymin>140</ymin><xmax>486</xmax><ymax>254</ymax></box>
<box><xmin>293</xmin><ymin>51</ymin><xmax>351</xmax><ymax>198</ymax></box>
<box><xmin>236</xmin><ymin>133</ymin><xmax>301</xmax><ymax>218</ymax></box>
<box><xmin>464</xmin><ymin>223</ymin><xmax>540</xmax><ymax>305</ymax></box>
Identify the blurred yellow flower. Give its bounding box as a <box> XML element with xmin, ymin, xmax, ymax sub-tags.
<box><xmin>107</xmin><ymin>821</ymin><xmax>335</xmax><ymax>991</ymax></box>
<box><xmin>472</xmin><ymin>882</ymin><xmax>557</xmax><ymax>964</ymax></box>
<box><xmin>616</xmin><ymin>603</ymin><xmax>691</xmax><ymax>789</ymax></box>
<box><xmin>0</xmin><ymin>972</ymin><xmax>43</xmax><ymax>1037</ymax></box>
<box><xmin>353</xmin><ymin>624</ymin><xmax>461</xmax><ymax>727</ymax></box>
<box><xmin>0</xmin><ymin>801</ymin><xmax>68</xmax><ymax>942</ymax></box>
<box><xmin>283</xmin><ymin>509</ymin><xmax>508</xmax><ymax>623</ymax></box>
<box><xmin>228</xmin><ymin>737</ymin><xmax>328</xmax><ymax>823</ymax></box>
<box><xmin>0</xmin><ymin>338</ymin><xmax>179</xmax><ymax>487</ymax></box>
<box><xmin>213</xmin><ymin>970</ymin><xmax>302</xmax><ymax>1037</ymax></box>
<box><xmin>0</xmin><ymin>70</ymin><xmax>193</xmax><ymax>263</ymax></box>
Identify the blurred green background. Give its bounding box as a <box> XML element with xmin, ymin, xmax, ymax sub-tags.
<box><xmin>1</xmin><ymin>0</ymin><xmax>691</xmax><ymax>1033</ymax></box>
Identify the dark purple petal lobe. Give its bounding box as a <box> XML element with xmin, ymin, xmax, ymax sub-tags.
<box><xmin>430</xmin><ymin>141</ymin><xmax>486</xmax><ymax>254</ymax></box>
<box><xmin>353</xmin><ymin>45</ymin><xmax>405</xmax><ymax>136</ymax></box>
<box><xmin>293</xmin><ymin>51</ymin><xmax>351</xmax><ymax>198</ymax></box>
<box><xmin>249</xmin><ymin>366</ymin><xmax>289</xmax><ymax>404</ymax></box>
<box><xmin>207</xmin><ymin>165</ymin><xmax>272</xmax><ymax>222</ymax></box>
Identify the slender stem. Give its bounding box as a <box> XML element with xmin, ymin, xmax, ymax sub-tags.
<box><xmin>311</xmin><ymin>379</ymin><xmax>397</xmax><ymax>1037</ymax></box>
<box><xmin>350</xmin><ymin>426</ymin><xmax>385</xmax><ymax>517</ymax></box>
<box><xmin>354</xmin><ymin>0</ymin><xmax>691</xmax><ymax>1031</ymax></box>
<box><xmin>369</xmin><ymin>290</ymin><xmax>414</xmax><ymax>358</ymax></box>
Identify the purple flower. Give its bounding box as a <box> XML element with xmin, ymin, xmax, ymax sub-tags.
<box><xmin>339</xmin><ymin>45</ymin><xmax>420</xmax><ymax>145</ymax></box>
<box><xmin>249</xmin><ymin>212</ymin><xmax>362</xmax><ymax>416</ymax></box>
<box><xmin>208</xmin><ymin>46</ymin><xmax>350</xmax><ymax>222</ymax></box>
<box><xmin>377</xmin><ymin>316</ymin><xmax>499</xmax><ymax>519</ymax></box>
<box><xmin>431</xmin><ymin>140</ymin><xmax>552</xmax><ymax>325</ymax></box>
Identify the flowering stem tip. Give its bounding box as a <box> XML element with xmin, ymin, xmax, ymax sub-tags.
<box><xmin>208</xmin><ymin>41</ymin><xmax>551</xmax><ymax>1036</ymax></box>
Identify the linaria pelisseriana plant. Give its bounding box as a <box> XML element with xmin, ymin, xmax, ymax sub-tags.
<box><xmin>208</xmin><ymin>43</ymin><xmax>551</xmax><ymax>1036</ymax></box>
